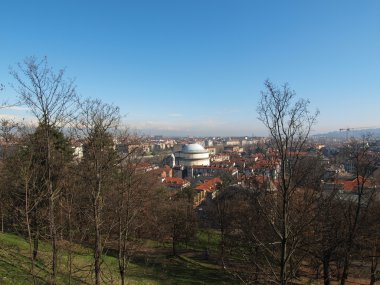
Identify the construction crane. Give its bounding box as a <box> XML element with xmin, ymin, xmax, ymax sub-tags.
<box><xmin>339</xmin><ymin>127</ymin><xmax>373</xmax><ymax>132</ymax></box>
<box><xmin>339</xmin><ymin>126</ymin><xmax>375</xmax><ymax>140</ymax></box>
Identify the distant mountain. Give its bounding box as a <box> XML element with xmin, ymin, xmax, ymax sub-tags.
<box><xmin>313</xmin><ymin>128</ymin><xmax>380</xmax><ymax>139</ymax></box>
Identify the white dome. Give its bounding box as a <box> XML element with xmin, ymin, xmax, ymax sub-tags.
<box><xmin>173</xmin><ymin>143</ymin><xmax>210</xmax><ymax>168</ymax></box>
<box><xmin>181</xmin><ymin>143</ymin><xmax>207</xmax><ymax>153</ymax></box>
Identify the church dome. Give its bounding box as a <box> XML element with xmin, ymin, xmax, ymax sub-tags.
<box><xmin>173</xmin><ymin>143</ymin><xmax>210</xmax><ymax>168</ymax></box>
<box><xmin>181</xmin><ymin>143</ymin><xmax>207</xmax><ymax>153</ymax></box>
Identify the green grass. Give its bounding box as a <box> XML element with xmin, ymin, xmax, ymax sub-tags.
<box><xmin>193</xmin><ymin>229</ymin><xmax>221</xmax><ymax>251</ymax></box>
<box><xmin>178</xmin><ymin>255</ymin><xmax>221</xmax><ymax>270</ymax></box>
<box><xmin>0</xmin><ymin>232</ymin><xmax>238</xmax><ymax>285</ymax></box>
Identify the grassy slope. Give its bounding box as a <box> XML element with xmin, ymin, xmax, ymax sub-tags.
<box><xmin>0</xmin><ymin>232</ymin><xmax>237</xmax><ymax>285</ymax></box>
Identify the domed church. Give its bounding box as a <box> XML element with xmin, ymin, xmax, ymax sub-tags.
<box><xmin>174</xmin><ymin>143</ymin><xmax>210</xmax><ymax>167</ymax></box>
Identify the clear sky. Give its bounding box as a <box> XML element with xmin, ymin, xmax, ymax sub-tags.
<box><xmin>1</xmin><ymin>0</ymin><xmax>380</xmax><ymax>136</ymax></box>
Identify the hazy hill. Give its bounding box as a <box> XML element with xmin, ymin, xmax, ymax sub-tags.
<box><xmin>313</xmin><ymin>128</ymin><xmax>380</xmax><ymax>139</ymax></box>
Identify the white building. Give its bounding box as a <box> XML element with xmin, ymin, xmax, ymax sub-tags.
<box><xmin>174</xmin><ymin>143</ymin><xmax>210</xmax><ymax>167</ymax></box>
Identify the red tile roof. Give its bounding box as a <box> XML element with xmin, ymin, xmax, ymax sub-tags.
<box><xmin>339</xmin><ymin>176</ymin><xmax>373</xmax><ymax>191</ymax></box>
<box><xmin>164</xmin><ymin>177</ymin><xmax>189</xmax><ymax>186</ymax></box>
<box><xmin>194</xmin><ymin>177</ymin><xmax>222</xmax><ymax>193</ymax></box>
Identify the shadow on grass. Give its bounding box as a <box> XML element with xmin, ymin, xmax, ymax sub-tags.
<box><xmin>125</xmin><ymin>251</ymin><xmax>238</xmax><ymax>285</ymax></box>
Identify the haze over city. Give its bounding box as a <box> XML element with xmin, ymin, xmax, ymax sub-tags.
<box><xmin>1</xmin><ymin>0</ymin><xmax>380</xmax><ymax>136</ymax></box>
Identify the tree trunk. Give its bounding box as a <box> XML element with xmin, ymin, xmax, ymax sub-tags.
<box><xmin>322</xmin><ymin>254</ymin><xmax>331</xmax><ymax>285</ymax></box>
<box><xmin>280</xmin><ymin>238</ymin><xmax>287</xmax><ymax>285</ymax></box>
<box><xmin>280</xmin><ymin>192</ymin><xmax>289</xmax><ymax>285</ymax></box>
<box><xmin>369</xmin><ymin>256</ymin><xmax>378</xmax><ymax>285</ymax></box>
<box><xmin>46</xmin><ymin>127</ymin><xmax>58</xmax><ymax>285</ymax></box>
<box><xmin>118</xmin><ymin>215</ymin><xmax>126</xmax><ymax>285</ymax></box>
<box><xmin>33</xmin><ymin>233</ymin><xmax>39</xmax><ymax>260</ymax></box>
<box><xmin>1</xmin><ymin>210</ymin><xmax>3</xmax><ymax>233</ymax></box>
<box><xmin>172</xmin><ymin>239</ymin><xmax>177</xmax><ymax>256</ymax></box>
<box><xmin>25</xmin><ymin>182</ymin><xmax>36</xmax><ymax>285</ymax></box>
<box><xmin>32</xmin><ymin>215</ymin><xmax>39</xmax><ymax>260</ymax></box>
<box><xmin>340</xmin><ymin>255</ymin><xmax>349</xmax><ymax>285</ymax></box>
<box><xmin>219</xmin><ymin>211</ymin><xmax>225</xmax><ymax>260</ymax></box>
<box><xmin>94</xmin><ymin>174</ymin><xmax>102</xmax><ymax>285</ymax></box>
<box><xmin>67</xmin><ymin>196</ymin><xmax>73</xmax><ymax>285</ymax></box>
<box><xmin>49</xmin><ymin>192</ymin><xmax>58</xmax><ymax>285</ymax></box>
<box><xmin>172</xmin><ymin>225</ymin><xmax>177</xmax><ymax>256</ymax></box>
<box><xmin>120</xmin><ymin>270</ymin><xmax>125</xmax><ymax>285</ymax></box>
<box><xmin>94</xmin><ymin>204</ymin><xmax>101</xmax><ymax>285</ymax></box>
<box><xmin>370</xmin><ymin>272</ymin><xmax>377</xmax><ymax>285</ymax></box>
<box><xmin>340</xmin><ymin>186</ymin><xmax>363</xmax><ymax>285</ymax></box>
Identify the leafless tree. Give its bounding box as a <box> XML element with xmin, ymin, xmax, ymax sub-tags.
<box><xmin>1</xmin><ymin>126</ymin><xmax>48</xmax><ymax>285</ymax></box>
<box><xmin>0</xmin><ymin>83</ymin><xmax>16</xmax><ymax>108</ymax></box>
<box><xmin>113</xmin><ymin>134</ymin><xmax>146</xmax><ymax>285</ymax></box>
<box><xmin>308</xmin><ymin>190</ymin><xmax>346</xmax><ymax>285</ymax></box>
<box><xmin>163</xmin><ymin>193</ymin><xmax>197</xmax><ymax>257</ymax></box>
<box><xmin>338</xmin><ymin>135</ymin><xmax>378</xmax><ymax>285</ymax></box>
<box><xmin>256</xmin><ymin>80</ymin><xmax>319</xmax><ymax>285</ymax></box>
<box><xmin>11</xmin><ymin>56</ymin><xmax>76</xmax><ymax>284</ymax></box>
<box><xmin>76</xmin><ymin>98</ymin><xmax>120</xmax><ymax>285</ymax></box>
<box><xmin>215</xmin><ymin>185</ymin><xmax>268</xmax><ymax>284</ymax></box>
<box><xmin>0</xmin><ymin>119</ymin><xmax>18</xmax><ymax>232</ymax></box>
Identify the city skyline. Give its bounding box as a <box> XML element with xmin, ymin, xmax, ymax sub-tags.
<box><xmin>1</xmin><ymin>0</ymin><xmax>380</xmax><ymax>136</ymax></box>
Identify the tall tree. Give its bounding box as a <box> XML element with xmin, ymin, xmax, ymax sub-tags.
<box><xmin>113</xmin><ymin>135</ymin><xmax>154</xmax><ymax>285</ymax></box>
<box><xmin>256</xmin><ymin>80</ymin><xmax>319</xmax><ymax>285</ymax></box>
<box><xmin>11</xmin><ymin>56</ymin><xmax>76</xmax><ymax>284</ymax></box>
<box><xmin>338</xmin><ymin>135</ymin><xmax>378</xmax><ymax>285</ymax></box>
<box><xmin>1</xmin><ymin>124</ymin><xmax>72</xmax><ymax>284</ymax></box>
<box><xmin>164</xmin><ymin>191</ymin><xmax>197</xmax><ymax>257</ymax></box>
<box><xmin>0</xmin><ymin>119</ymin><xmax>18</xmax><ymax>232</ymax></box>
<box><xmin>309</xmin><ymin>190</ymin><xmax>346</xmax><ymax>285</ymax></box>
<box><xmin>1</xmin><ymin>129</ymin><xmax>39</xmax><ymax>284</ymax></box>
<box><xmin>76</xmin><ymin>98</ymin><xmax>120</xmax><ymax>285</ymax></box>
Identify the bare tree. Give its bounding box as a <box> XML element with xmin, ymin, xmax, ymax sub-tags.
<box><xmin>112</xmin><ymin>134</ymin><xmax>169</xmax><ymax>285</ymax></box>
<box><xmin>113</xmin><ymin>134</ymin><xmax>145</xmax><ymax>285</ymax></box>
<box><xmin>338</xmin><ymin>135</ymin><xmax>378</xmax><ymax>285</ymax></box>
<box><xmin>1</xmin><ymin>126</ymin><xmax>47</xmax><ymax>285</ymax></box>
<box><xmin>0</xmin><ymin>119</ymin><xmax>18</xmax><ymax>232</ymax></box>
<box><xmin>214</xmin><ymin>184</ymin><xmax>269</xmax><ymax>284</ymax></box>
<box><xmin>76</xmin><ymin>98</ymin><xmax>120</xmax><ymax>285</ymax></box>
<box><xmin>163</xmin><ymin>191</ymin><xmax>197</xmax><ymax>257</ymax></box>
<box><xmin>256</xmin><ymin>80</ymin><xmax>319</xmax><ymax>284</ymax></box>
<box><xmin>0</xmin><ymin>83</ymin><xmax>16</xmax><ymax>108</ymax></box>
<box><xmin>308</xmin><ymin>190</ymin><xmax>346</xmax><ymax>285</ymax></box>
<box><xmin>11</xmin><ymin>56</ymin><xmax>76</xmax><ymax>284</ymax></box>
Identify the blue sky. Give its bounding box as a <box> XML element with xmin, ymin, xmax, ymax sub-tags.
<box><xmin>1</xmin><ymin>0</ymin><xmax>380</xmax><ymax>136</ymax></box>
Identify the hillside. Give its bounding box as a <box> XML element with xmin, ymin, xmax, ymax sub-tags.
<box><xmin>313</xmin><ymin>128</ymin><xmax>380</xmax><ymax>139</ymax></box>
<box><xmin>0</xmin><ymin>232</ymin><xmax>236</xmax><ymax>285</ymax></box>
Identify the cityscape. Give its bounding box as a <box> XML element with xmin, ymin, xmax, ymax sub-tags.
<box><xmin>1</xmin><ymin>1</ymin><xmax>380</xmax><ymax>285</ymax></box>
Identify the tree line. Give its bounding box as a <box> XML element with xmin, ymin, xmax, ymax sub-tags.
<box><xmin>0</xmin><ymin>57</ymin><xmax>197</xmax><ymax>285</ymax></box>
<box><xmin>203</xmin><ymin>81</ymin><xmax>380</xmax><ymax>285</ymax></box>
